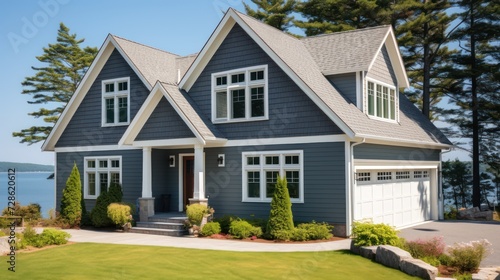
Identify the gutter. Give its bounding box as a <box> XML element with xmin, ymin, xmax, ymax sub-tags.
<box><xmin>347</xmin><ymin>138</ymin><xmax>365</xmax><ymax>236</ymax></box>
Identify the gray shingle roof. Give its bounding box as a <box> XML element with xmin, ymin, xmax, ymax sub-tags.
<box><xmin>112</xmin><ymin>35</ymin><xmax>181</xmax><ymax>86</ymax></box>
<box><xmin>233</xmin><ymin>10</ymin><xmax>451</xmax><ymax>146</ymax></box>
<box><xmin>301</xmin><ymin>26</ymin><xmax>390</xmax><ymax>75</ymax></box>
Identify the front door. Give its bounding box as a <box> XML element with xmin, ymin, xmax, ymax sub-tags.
<box><xmin>183</xmin><ymin>156</ymin><xmax>195</xmax><ymax>209</ymax></box>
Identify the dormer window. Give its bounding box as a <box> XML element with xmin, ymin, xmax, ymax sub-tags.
<box><xmin>102</xmin><ymin>77</ymin><xmax>130</xmax><ymax>126</ymax></box>
<box><xmin>211</xmin><ymin>65</ymin><xmax>268</xmax><ymax>123</ymax></box>
<box><xmin>366</xmin><ymin>79</ymin><xmax>397</xmax><ymax>121</ymax></box>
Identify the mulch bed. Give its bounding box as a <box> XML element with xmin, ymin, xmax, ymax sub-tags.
<box><xmin>201</xmin><ymin>233</ymin><xmax>346</xmax><ymax>243</ymax></box>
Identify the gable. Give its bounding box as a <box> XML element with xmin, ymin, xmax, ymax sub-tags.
<box><xmin>186</xmin><ymin>24</ymin><xmax>343</xmax><ymax>139</ymax></box>
<box><xmin>326</xmin><ymin>73</ymin><xmax>357</xmax><ymax>105</ymax></box>
<box><xmin>56</xmin><ymin>49</ymin><xmax>150</xmax><ymax>147</ymax></box>
<box><xmin>366</xmin><ymin>44</ymin><xmax>397</xmax><ymax>86</ymax></box>
<box><xmin>135</xmin><ymin>97</ymin><xmax>195</xmax><ymax>141</ymax></box>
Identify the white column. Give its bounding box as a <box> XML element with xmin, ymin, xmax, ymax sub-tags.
<box><xmin>193</xmin><ymin>144</ymin><xmax>205</xmax><ymax>200</ymax></box>
<box><xmin>142</xmin><ymin>147</ymin><xmax>152</xmax><ymax>198</ymax></box>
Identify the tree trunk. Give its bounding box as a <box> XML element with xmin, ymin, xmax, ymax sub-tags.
<box><xmin>470</xmin><ymin>1</ymin><xmax>481</xmax><ymax>208</ymax></box>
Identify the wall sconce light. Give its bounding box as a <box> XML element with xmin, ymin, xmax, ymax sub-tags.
<box><xmin>169</xmin><ymin>155</ymin><xmax>175</xmax><ymax>167</ymax></box>
<box><xmin>217</xmin><ymin>154</ymin><xmax>225</xmax><ymax>167</ymax></box>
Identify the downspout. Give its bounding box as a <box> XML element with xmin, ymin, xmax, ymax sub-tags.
<box><xmin>347</xmin><ymin>138</ymin><xmax>365</xmax><ymax>236</ymax></box>
<box><xmin>439</xmin><ymin>148</ymin><xmax>452</xmax><ymax>220</ymax></box>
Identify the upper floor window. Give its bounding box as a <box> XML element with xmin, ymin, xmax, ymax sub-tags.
<box><xmin>366</xmin><ymin>79</ymin><xmax>397</xmax><ymax>121</ymax></box>
<box><xmin>102</xmin><ymin>77</ymin><xmax>130</xmax><ymax>126</ymax></box>
<box><xmin>211</xmin><ymin>65</ymin><xmax>268</xmax><ymax>123</ymax></box>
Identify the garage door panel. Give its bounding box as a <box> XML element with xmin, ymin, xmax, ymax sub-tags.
<box><xmin>355</xmin><ymin>169</ymin><xmax>432</xmax><ymax>228</ymax></box>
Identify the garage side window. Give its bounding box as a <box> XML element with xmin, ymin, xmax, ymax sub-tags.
<box><xmin>242</xmin><ymin>150</ymin><xmax>303</xmax><ymax>203</ymax></box>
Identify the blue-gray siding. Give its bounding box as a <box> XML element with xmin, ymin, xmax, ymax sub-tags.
<box><xmin>327</xmin><ymin>73</ymin><xmax>357</xmax><ymax>104</ymax></box>
<box><xmin>188</xmin><ymin>24</ymin><xmax>342</xmax><ymax>139</ymax></box>
<box><xmin>366</xmin><ymin>44</ymin><xmax>397</xmax><ymax>86</ymax></box>
<box><xmin>55</xmin><ymin>149</ymin><xmax>142</xmax><ymax>211</ymax></box>
<box><xmin>136</xmin><ymin>97</ymin><xmax>195</xmax><ymax>141</ymax></box>
<box><xmin>56</xmin><ymin>49</ymin><xmax>150</xmax><ymax>147</ymax></box>
<box><xmin>353</xmin><ymin>143</ymin><xmax>440</xmax><ymax>161</ymax></box>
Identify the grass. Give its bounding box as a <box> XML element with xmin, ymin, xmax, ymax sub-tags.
<box><xmin>0</xmin><ymin>243</ymin><xmax>419</xmax><ymax>279</ymax></box>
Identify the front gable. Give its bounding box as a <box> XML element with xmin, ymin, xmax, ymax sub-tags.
<box><xmin>366</xmin><ymin>44</ymin><xmax>397</xmax><ymax>87</ymax></box>
<box><xmin>187</xmin><ymin>24</ymin><xmax>343</xmax><ymax>139</ymax></box>
<box><xmin>135</xmin><ymin>97</ymin><xmax>195</xmax><ymax>141</ymax></box>
<box><xmin>56</xmin><ymin>49</ymin><xmax>150</xmax><ymax>147</ymax></box>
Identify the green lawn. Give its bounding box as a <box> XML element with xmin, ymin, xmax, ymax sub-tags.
<box><xmin>0</xmin><ymin>243</ymin><xmax>418</xmax><ymax>279</ymax></box>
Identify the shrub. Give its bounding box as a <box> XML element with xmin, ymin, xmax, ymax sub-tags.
<box><xmin>22</xmin><ymin>225</ymin><xmax>37</xmax><ymax>244</ymax></box>
<box><xmin>200</xmin><ymin>221</ymin><xmax>221</xmax><ymax>236</ymax></box>
<box><xmin>229</xmin><ymin>220</ymin><xmax>263</xmax><ymax>239</ymax></box>
<box><xmin>215</xmin><ymin>215</ymin><xmax>238</xmax><ymax>234</ymax></box>
<box><xmin>60</xmin><ymin>163</ymin><xmax>82</xmax><ymax>227</ymax></box>
<box><xmin>273</xmin><ymin>229</ymin><xmax>292</xmax><ymax>241</ymax></box>
<box><xmin>297</xmin><ymin>222</ymin><xmax>333</xmax><ymax>240</ymax></box>
<box><xmin>186</xmin><ymin>204</ymin><xmax>208</xmax><ymax>226</ymax></box>
<box><xmin>444</xmin><ymin>207</ymin><xmax>458</xmax><ymax>220</ymax></box>
<box><xmin>107</xmin><ymin>203</ymin><xmax>132</xmax><ymax>227</ymax></box>
<box><xmin>352</xmin><ymin>222</ymin><xmax>400</xmax><ymax>246</ymax></box>
<box><xmin>2</xmin><ymin>202</ymin><xmax>42</xmax><ymax>225</ymax></box>
<box><xmin>447</xmin><ymin>239</ymin><xmax>492</xmax><ymax>273</ymax></box>
<box><xmin>266</xmin><ymin>176</ymin><xmax>294</xmax><ymax>239</ymax></box>
<box><xmin>30</xmin><ymin>229</ymin><xmax>71</xmax><ymax>248</ymax></box>
<box><xmin>405</xmin><ymin>236</ymin><xmax>446</xmax><ymax>259</ymax></box>
<box><xmin>90</xmin><ymin>183</ymin><xmax>123</xmax><ymax>227</ymax></box>
<box><xmin>80</xmin><ymin>196</ymin><xmax>91</xmax><ymax>227</ymax></box>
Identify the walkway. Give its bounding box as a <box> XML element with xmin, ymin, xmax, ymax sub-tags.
<box><xmin>65</xmin><ymin>229</ymin><xmax>351</xmax><ymax>252</ymax></box>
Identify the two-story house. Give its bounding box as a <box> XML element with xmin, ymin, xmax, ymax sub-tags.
<box><xmin>42</xmin><ymin>8</ymin><xmax>451</xmax><ymax>236</ymax></box>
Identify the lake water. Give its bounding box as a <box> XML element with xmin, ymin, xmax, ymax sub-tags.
<box><xmin>0</xmin><ymin>172</ymin><xmax>55</xmax><ymax>218</ymax></box>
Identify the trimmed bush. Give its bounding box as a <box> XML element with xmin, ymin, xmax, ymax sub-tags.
<box><xmin>90</xmin><ymin>183</ymin><xmax>123</xmax><ymax>228</ymax></box>
<box><xmin>297</xmin><ymin>222</ymin><xmax>333</xmax><ymax>240</ymax></box>
<box><xmin>352</xmin><ymin>221</ymin><xmax>400</xmax><ymax>246</ymax></box>
<box><xmin>186</xmin><ymin>204</ymin><xmax>208</xmax><ymax>226</ymax></box>
<box><xmin>266</xmin><ymin>176</ymin><xmax>294</xmax><ymax>239</ymax></box>
<box><xmin>229</xmin><ymin>220</ymin><xmax>263</xmax><ymax>239</ymax></box>
<box><xmin>30</xmin><ymin>229</ymin><xmax>71</xmax><ymax>248</ymax></box>
<box><xmin>107</xmin><ymin>203</ymin><xmax>132</xmax><ymax>227</ymax></box>
<box><xmin>200</xmin><ymin>221</ymin><xmax>221</xmax><ymax>236</ymax></box>
<box><xmin>80</xmin><ymin>195</ymin><xmax>91</xmax><ymax>227</ymax></box>
<box><xmin>215</xmin><ymin>215</ymin><xmax>238</xmax><ymax>234</ymax></box>
<box><xmin>60</xmin><ymin>163</ymin><xmax>82</xmax><ymax>227</ymax></box>
<box><xmin>447</xmin><ymin>239</ymin><xmax>492</xmax><ymax>273</ymax></box>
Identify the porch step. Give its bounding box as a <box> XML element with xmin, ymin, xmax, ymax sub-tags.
<box><xmin>136</xmin><ymin>221</ymin><xmax>185</xmax><ymax>230</ymax></box>
<box><xmin>129</xmin><ymin>227</ymin><xmax>187</xmax><ymax>237</ymax></box>
<box><xmin>129</xmin><ymin>213</ymin><xmax>188</xmax><ymax>237</ymax></box>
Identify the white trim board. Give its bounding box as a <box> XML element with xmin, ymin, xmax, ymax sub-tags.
<box><xmin>54</xmin><ymin>145</ymin><xmax>141</xmax><ymax>153</ymax></box>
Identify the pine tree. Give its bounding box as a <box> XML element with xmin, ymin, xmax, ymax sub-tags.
<box><xmin>442</xmin><ymin>159</ymin><xmax>472</xmax><ymax>209</ymax></box>
<box><xmin>243</xmin><ymin>0</ymin><xmax>296</xmax><ymax>31</ymax></box>
<box><xmin>90</xmin><ymin>183</ymin><xmax>123</xmax><ymax>227</ymax></box>
<box><xmin>443</xmin><ymin>0</ymin><xmax>499</xmax><ymax>207</ymax></box>
<box><xmin>398</xmin><ymin>0</ymin><xmax>457</xmax><ymax>120</ymax></box>
<box><xmin>12</xmin><ymin>23</ymin><xmax>97</xmax><ymax>144</ymax></box>
<box><xmin>60</xmin><ymin>163</ymin><xmax>82</xmax><ymax>227</ymax></box>
<box><xmin>266</xmin><ymin>176</ymin><xmax>294</xmax><ymax>238</ymax></box>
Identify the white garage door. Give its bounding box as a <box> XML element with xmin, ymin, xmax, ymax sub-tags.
<box><xmin>354</xmin><ymin>170</ymin><xmax>431</xmax><ymax>228</ymax></box>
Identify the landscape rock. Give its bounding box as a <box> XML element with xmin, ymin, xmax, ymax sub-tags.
<box><xmin>359</xmin><ymin>246</ymin><xmax>378</xmax><ymax>260</ymax></box>
<box><xmin>472</xmin><ymin>267</ymin><xmax>500</xmax><ymax>280</ymax></box>
<box><xmin>375</xmin><ymin>245</ymin><xmax>412</xmax><ymax>269</ymax></box>
<box><xmin>457</xmin><ymin>207</ymin><xmax>493</xmax><ymax>221</ymax></box>
<box><xmin>349</xmin><ymin>240</ymin><xmax>360</xmax><ymax>255</ymax></box>
<box><xmin>400</xmin><ymin>257</ymin><xmax>438</xmax><ymax>280</ymax></box>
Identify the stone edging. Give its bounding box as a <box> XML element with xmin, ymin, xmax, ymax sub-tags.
<box><xmin>350</xmin><ymin>240</ymin><xmax>499</xmax><ymax>280</ymax></box>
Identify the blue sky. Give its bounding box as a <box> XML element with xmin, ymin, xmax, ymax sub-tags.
<box><xmin>0</xmin><ymin>0</ymin><xmax>467</xmax><ymax>165</ymax></box>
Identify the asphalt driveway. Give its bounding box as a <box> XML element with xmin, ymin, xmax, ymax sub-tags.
<box><xmin>399</xmin><ymin>220</ymin><xmax>500</xmax><ymax>267</ymax></box>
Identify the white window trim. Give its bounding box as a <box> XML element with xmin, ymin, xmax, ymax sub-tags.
<box><xmin>365</xmin><ymin>78</ymin><xmax>399</xmax><ymax>123</ymax></box>
<box><xmin>242</xmin><ymin>150</ymin><xmax>304</xmax><ymax>203</ymax></box>
<box><xmin>102</xmin><ymin>77</ymin><xmax>130</xmax><ymax>127</ymax></box>
<box><xmin>211</xmin><ymin>65</ymin><xmax>269</xmax><ymax>123</ymax></box>
<box><xmin>83</xmin><ymin>156</ymin><xmax>122</xmax><ymax>199</ymax></box>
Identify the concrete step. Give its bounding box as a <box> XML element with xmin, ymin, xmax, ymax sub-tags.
<box><xmin>136</xmin><ymin>221</ymin><xmax>185</xmax><ymax>230</ymax></box>
<box><xmin>129</xmin><ymin>227</ymin><xmax>187</xmax><ymax>237</ymax></box>
<box><xmin>148</xmin><ymin>216</ymin><xmax>187</xmax><ymax>224</ymax></box>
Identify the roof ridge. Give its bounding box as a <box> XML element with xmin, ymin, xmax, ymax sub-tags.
<box><xmin>232</xmin><ymin>9</ymin><xmax>301</xmax><ymax>42</ymax></box>
<box><xmin>111</xmin><ymin>34</ymin><xmax>181</xmax><ymax>57</ymax></box>
<box><xmin>301</xmin><ymin>25</ymin><xmax>391</xmax><ymax>40</ymax></box>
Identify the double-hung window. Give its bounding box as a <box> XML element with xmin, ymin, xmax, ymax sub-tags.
<box><xmin>212</xmin><ymin>65</ymin><xmax>268</xmax><ymax>123</ymax></box>
<box><xmin>242</xmin><ymin>150</ymin><xmax>303</xmax><ymax>203</ymax></box>
<box><xmin>366</xmin><ymin>79</ymin><xmax>397</xmax><ymax>121</ymax></box>
<box><xmin>102</xmin><ymin>77</ymin><xmax>130</xmax><ymax>126</ymax></box>
<box><xmin>84</xmin><ymin>156</ymin><xmax>121</xmax><ymax>199</ymax></box>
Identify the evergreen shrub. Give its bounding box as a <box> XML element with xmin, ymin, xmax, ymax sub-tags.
<box><xmin>229</xmin><ymin>220</ymin><xmax>263</xmax><ymax>239</ymax></box>
<box><xmin>266</xmin><ymin>176</ymin><xmax>294</xmax><ymax>239</ymax></box>
<box><xmin>200</xmin><ymin>221</ymin><xmax>221</xmax><ymax>236</ymax></box>
<box><xmin>186</xmin><ymin>204</ymin><xmax>208</xmax><ymax>226</ymax></box>
<box><xmin>60</xmin><ymin>164</ymin><xmax>82</xmax><ymax>227</ymax></box>
<box><xmin>352</xmin><ymin>221</ymin><xmax>400</xmax><ymax>246</ymax></box>
<box><xmin>90</xmin><ymin>183</ymin><xmax>123</xmax><ymax>228</ymax></box>
<box><xmin>107</xmin><ymin>203</ymin><xmax>132</xmax><ymax>227</ymax></box>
